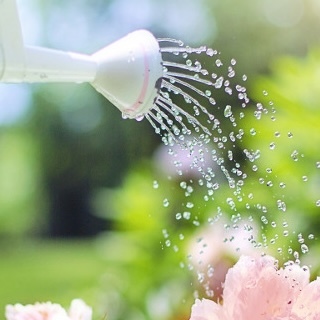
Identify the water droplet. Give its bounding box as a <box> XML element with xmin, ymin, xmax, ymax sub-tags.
<box><xmin>206</xmin><ymin>48</ymin><xmax>215</xmax><ymax>56</ymax></box>
<box><xmin>224</xmin><ymin>105</ymin><xmax>232</xmax><ymax>118</ymax></box>
<box><xmin>250</xmin><ymin>128</ymin><xmax>256</xmax><ymax>136</ymax></box>
<box><xmin>261</xmin><ymin>216</ymin><xmax>268</xmax><ymax>224</ymax></box>
<box><xmin>214</xmin><ymin>76</ymin><xmax>224</xmax><ymax>89</ymax></box>
<box><xmin>121</xmin><ymin>113</ymin><xmax>129</xmax><ymax>119</ymax></box>
<box><xmin>266</xmin><ymin>180</ymin><xmax>273</xmax><ymax>187</ymax></box>
<box><xmin>302</xmin><ymin>176</ymin><xmax>308</xmax><ymax>182</ymax></box>
<box><xmin>183</xmin><ymin>211</ymin><xmax>191</xmax><ymax>219</ymax></box>
<box><xmin>180</xmin><ymin>181</ymin><xmax>187</xmax><ymax>189</ymax></box>
<box><xmin>242</xmin><ymin>74</ymin><xmax>247</xmax><ymax>81</ymax></box>
<box><xmin>135</xmin><ymin>114</ymin><xmax>145</xmax><ymax>122</ymax></box>
<box><xmin>277</xmin><ymin>200</ymin><xmax>287</xmax><ymax>212</ymax></box>
<box><xmin>298</xmin><ymin>233</ymin><xmax>304</xmax><ymax>244</ymax></box>
<box><xmin>153</xmin><ymin>180</ymin><xmax>159</xmax><ymax>189</ymax></box>
<box><xmin>287</xmin><ymin>132</ymin><xmax>293</xmax><ymax>138</ymax></box>
<box><xmin>316</xmin><ymin>200</ymin><xmax>320</xmax><ymax>207</ymax></box>
<box><xmin>163</xmin><ymin>198</ymin><xmax>170</xmax><ymax>207</ymax></box>
<box><xmin>291</xmin><ymin>150</ymin><xmax>299</xmax><ymax>161</ymax></box>
<box><xmin>162</xmin><ymin>229</ymin><xmax>169</xmax><ymax>238</ymax></box>
<box><xmin>201</xmin><ymin>69</ymin><xmax>209</xmax><ymax>76</ymax></box>
<box><xmin>269</xmin><ymin>142</ymin><xmax>276</xmax><ymax>150</ymax></box>
<box><xmin>186</xmin><ymin>59</ymin><xmax>192</xmax><ymax>66</ymax></box>
<box><xmin>209</xmin><ymin>97</ymin><xmax>216</xmax><ymax>105</ymax></box>
<box><xmin>230</xmin><ymin>58</ymin><xmax>236</xmax><ymax>65</ymax></box>
<box><xmin>228</xmin><ymin>67</ymin><xmax>235</xmax><ymax>78</ymax></box>
<box><xmin>225</xmin><ymin>87</ymin><xmax>233</xmax><ymax>95</ymax></box>
<box><xmin>215</xmin><ymin>59</ymin><xmax>223</xmax><ymax>67</ymax></box>
<box><xmin>186</xmin><ymin>202</ymin><xmax>194</xmax><ymax>208</ymax></box>
<box><xmin>301</xmin><ymin>244</ymin><xmax>309</xmax><ymax>254</ymax></box>
<box><xmin>316</xmin><ymin>161</ymin><xmax>320</xmax><ymax>169</ymax></box>
<box><xmin>308</xmin><ymin>234</ymin><xmax>314</xmax><ymax>240</ymax></box>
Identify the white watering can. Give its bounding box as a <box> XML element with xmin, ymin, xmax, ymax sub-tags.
<box><xmin>0</xmin><ymin>0</ymin><xmax>163</xmax><ymax>118</ymax></box>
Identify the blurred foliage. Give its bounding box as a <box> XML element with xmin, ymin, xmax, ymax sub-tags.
<box><xmin>243</xmin><ymin>48</ymin><xmax>320</xmax><ymax>229</ymax></box>
<box><xmin>93</xmin><ymin>166</ymin><xmax>193</xmax><ymax>320</ymax></box>
<box><xmin>0</xmin><ymin>240</ymin><xmax>105</xmax><ymax>316</ymax></box>
<box><xmin>0</xmin><ymin>127</ymin><xmax>45</xmax><ymax>237</ymax></box>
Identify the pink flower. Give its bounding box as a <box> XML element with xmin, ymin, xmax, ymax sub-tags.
<box><xmin>189</xmin><ymin>255</ymin><xmax>320</xmax><ymax>320</ymax></box>
<box><xmin>5</xmin><ymin>299</ymin><xmax>92</xmax><ymax>320</ymax></box>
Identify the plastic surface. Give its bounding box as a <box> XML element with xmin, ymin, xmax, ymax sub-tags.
<box><xmin>92</xmin><ymin>30</ymin><xmax>163</xmax><ymax>118</ymax></box>
<box><xmin>0</xmin><ymin>0</ymin><xmax>163</xmax><ymax>118</ymax></box>
<box><xmin>0</xmin><ymin>0</ymin><xmax>25</xmax><ymax>81</ymax></box>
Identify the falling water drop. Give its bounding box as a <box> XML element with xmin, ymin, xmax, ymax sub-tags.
<box><xmin>215</xmin><ymin>59</ymin><xmax>223</xmax><ymax>67</ymax></box>
<box><xmin>301</xmin><ymin>244</ymin><xmax>309</xmax><ymax>254</ymax></box>
<box><xmin>308</xmin><ymin>234</ymin><xmax>315</xmax><ymax>240</ymax></box>
<box><xmin>163</xmin><ymin>198</ymin><xmax>170</xmax><ymax>207</ymax></box>
<box><xmin>269</xmin><ymin>142</ymin><xmax>276</xmax><ymax>150</ymax></box>
<box><xmin>135</xmin><ymin>114</ymin><xmax>145</xmax><ymax>122</ymax></box>
<box><xmin>224</xmin><ymin>105</ymin><xmax>232</xmax><ymax>118</ymax></box>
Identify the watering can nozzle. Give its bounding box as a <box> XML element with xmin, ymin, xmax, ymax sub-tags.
<box><xmin>0</xmin><ymin>0</ymin><xmax>163</xmax><ymax>119</ymax></box>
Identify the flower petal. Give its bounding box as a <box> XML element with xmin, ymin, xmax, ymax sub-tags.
<box><xmin>68</xmin><ymin>299</ymin><xmax>92</xmax><ymax>320</ymax></box>
<box><xmin>291</xmin><ymin>276</ymin><xmax>320</xmax><ymax>319</ymax></box>
<box><xmin>189</xmin><ymin>298</ymin><xmax>222</xmax><ymax>320</ymax></box>
<box><xmin>5</xmin><ymin>302</ymin><xmax>69</xmax><ymax>320</ymax></box>
<box><xmin>222</xmin><ymin>256</ymin><xmax>309</xmax><ymax>319</ymax></box>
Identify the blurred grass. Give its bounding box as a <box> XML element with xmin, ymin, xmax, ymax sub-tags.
<box><xmin>0</xmin><ymin>239</ymin><xmax>105</xmax><ymax>313</ymax></box>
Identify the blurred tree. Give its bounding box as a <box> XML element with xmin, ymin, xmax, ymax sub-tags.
<box><xmin>29</xmin><ymin>84</ymin><xmax>159</xmax><ymax>237</ymax></box>
<box><xmin>0</xmin><ymin>127</ymin><xmax>45</xmax><ymax>238</ymax></box>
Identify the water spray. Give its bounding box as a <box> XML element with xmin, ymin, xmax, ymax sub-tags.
<box><xmin>0</xmin><ymin>0</ymin><xmax>163</xmax><ymax>119</ymax></box>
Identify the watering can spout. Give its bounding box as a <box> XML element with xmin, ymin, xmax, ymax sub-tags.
<box><xmin>0</xmin><ymin>0</ymin><xmax>163</xmax><ymax>119</ymax></box>
<box><xmin>2</xmin><ymin>46</ymin><xmax>97</xmax><ymax>84</ymax></box>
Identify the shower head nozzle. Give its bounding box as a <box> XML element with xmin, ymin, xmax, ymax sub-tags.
<box><xmin>91</xmin><ymin>30</ymin><xmax>163</xmax><ymax>119</ymax></box>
